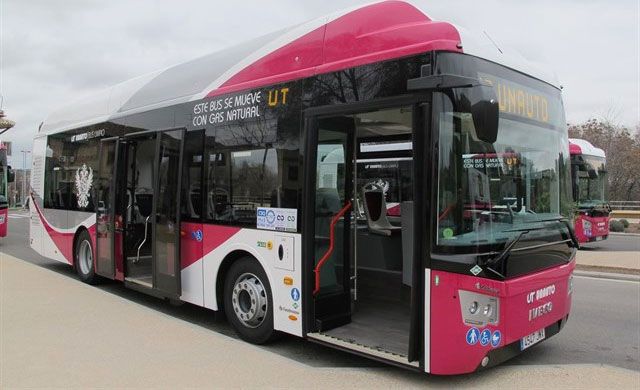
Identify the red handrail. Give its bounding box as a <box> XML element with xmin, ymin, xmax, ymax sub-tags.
<box><xmin>313</xmin><ymin>201</ymin><xmax>352</xmax><ymax>296</ymax></box>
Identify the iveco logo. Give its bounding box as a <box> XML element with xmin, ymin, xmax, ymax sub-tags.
<box><xmin>475</xmin><ymin>282</ymin><xmax>499</xmax><ymax>295</ymax></box>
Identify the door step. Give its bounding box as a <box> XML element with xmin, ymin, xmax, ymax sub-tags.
<box><xmin>306</xmin><ymin>332</ymin><xmax>419</xmax><ymax>368</ymax></box>
<box><xmin>127</xmin><ymin>255</ymin><xmax>152</xmax><ymax>263</ymax></box>
<box><xmin>125</xmin><ymin>276</ymin><xmax>152</xmax><ymax>288</ymax></box>
<box><xmin>315</xmin><ymin>313</ymin><xmax>350</xmax><ymax>332</ymax></box>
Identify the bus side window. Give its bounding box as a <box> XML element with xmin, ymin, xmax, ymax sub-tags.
<box><xmin>181</xmin><ymin>129</ymin><xmax>204</xmax><ymax>221</ymax></box>
<box><xmin>205</xmin><ymin>120</ymin><xmax>282</xmax><ymax>226</ymax></box>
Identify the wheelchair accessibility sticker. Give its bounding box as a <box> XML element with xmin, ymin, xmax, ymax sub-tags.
<box><xmin>480</xmin><ymin>329</ymin><xmax>491</xmax><ymax>346</ymax></box>
<box><xmin>257</xmin><ymin>207</ymin><xmax>297</xmax><ymax>232</ymax></box>
<box><xmin>191</xmin><ymin>230</ymin><xmax>203</xmax><ymax>242</ymax></box>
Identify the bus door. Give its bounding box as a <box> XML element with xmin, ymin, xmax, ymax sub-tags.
<box><xmin>95</xmin><ymin>137</ymin><xmax>120</xmax><ymax>279</ymax></box>
<box><xmin>304</xmin><ymin>100</ymin><xmax>428</xmax><ymax>367</ymax></box>
<box><xmin>307</xmin><ymin>116</ymin><xmax>355</xmax><ymax>330</ymax></box>
<box><xmin>120</xmin><ymin>129</ymin><xmax>184</xmax><ymax>298</ymax></box>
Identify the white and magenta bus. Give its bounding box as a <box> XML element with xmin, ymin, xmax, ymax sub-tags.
<box><xmin>0</xmin><ymin>143</ymin><xmax>11</xmax><ymax>237</ymax></box>
<box><xmin>569</xmin><ymin>139</ymin><xmax>610</xmax><ymax>243</ymax></box>
<box><xmin>29</xmin><ymin>1</ymin><xmax>578</xmax><ymax>375</ymax></box>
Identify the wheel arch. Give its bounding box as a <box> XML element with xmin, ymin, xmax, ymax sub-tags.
<box><xmin>72</xmin><ymin>226</ymin><xmax>91</xmax><ymax>268</ymax></box>
<box><xmin>215</xmin><ymin>249</ymin><xmax>267</xmax><ymax>310</ymax></box>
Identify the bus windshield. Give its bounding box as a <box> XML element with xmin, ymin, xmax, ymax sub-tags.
<box><xmin>433</xmin><ymin>54</ymin><xmax>572</xmax><ymax>254</ymax></box>
<box><xmin>574</xmin><ymin>155</ymin><xmax>606</xmax><ymax>207</ymax></box>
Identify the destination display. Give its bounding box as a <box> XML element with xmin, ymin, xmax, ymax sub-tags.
<box><xmin>479</xmin><ymin>72</ymin><xmax>562</xmax><ymax>126</ymax></box>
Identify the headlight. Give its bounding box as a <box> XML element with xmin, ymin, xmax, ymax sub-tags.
<box><xmin>459</xmin><ymin>290</ymin><xmax>500</xmax><ymax>326</ymax></box>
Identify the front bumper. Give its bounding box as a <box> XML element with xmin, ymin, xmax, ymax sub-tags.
<box><xmin>476</xmin><ymin>314</ymin><xmax>569</xmax><ymax>371</ymax></box>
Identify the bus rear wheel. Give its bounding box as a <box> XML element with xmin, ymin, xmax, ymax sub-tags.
<box><xmin>223</xmin><ymin>257</ymin><xmax>276</xmax><ymax>344</ymax></box>
<box><xmin>75</xmin><ymin>230</ymin><xmax>99</xmax><ymax>285</ymax></box>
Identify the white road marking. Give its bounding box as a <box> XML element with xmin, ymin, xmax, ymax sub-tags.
<box><xmin>8</xmin><ymin>214</ymin><xmax>30</xmax><ymax>219</ymax></box>
<box><xmin>574</xmin><ymin>275</ymin><xmax>640</xmax><ymax>284</ymax></box>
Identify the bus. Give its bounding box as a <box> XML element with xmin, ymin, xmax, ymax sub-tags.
<box><xmin>569</xmin><ymin>139</ymin><xmax>610</xmax><ymax>243</ymax></box>
<box><xmin>0</xmin><ymin>142</ymin><xmax>13</xmax><ymax>237</ymax></box>
<box><xmin>29</xmin><ymin>1</ymin><xmax>577</xmax><ymax>375</ymax></box>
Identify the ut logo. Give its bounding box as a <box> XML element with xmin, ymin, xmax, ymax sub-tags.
<box><xmin>268</xmin><ymin>88</ymin><xmax>290</xmax><ymax>107</ymax></box>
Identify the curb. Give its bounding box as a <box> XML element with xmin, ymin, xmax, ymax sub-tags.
<box><xmin>609</xmin><ymin>232</ymin><xmax>640</xmax><ymax>237</ymax></box>
<box><xmin>574</xmin><ymin>270</ymin><xmax>640</xmax><ymax>282</ymax></box>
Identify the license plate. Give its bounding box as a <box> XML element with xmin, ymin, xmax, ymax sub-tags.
<box><xmin>520</xmin><ymin>328</ymin><xmax>545</xmax><ymax>350</ymax></box>
<box><xmin>595</xmin><ymin>236</ymin><xmax>603</xmax><ymax>241</ymax></box>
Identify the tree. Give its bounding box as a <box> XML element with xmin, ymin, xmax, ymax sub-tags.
<box><xmin>568</xmin><ymin>119</ymin><xmax>640</xmax><ymax>201</ymax></box>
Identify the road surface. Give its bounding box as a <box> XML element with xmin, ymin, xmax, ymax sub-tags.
<box><xmin>580</xmin><ymin>233</ymin><xmax>639</xmax><ymax>252</ymax></box>
<box><xmin>2</xmin><ymin>211</ymin><xmax>639</xmax><ymax>386</ymax></box>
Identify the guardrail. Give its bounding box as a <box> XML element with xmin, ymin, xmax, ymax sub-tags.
<box><xmin>610</xmin><ymin>201</ymin><xmax>640</xmax><ymax>210</ymax></box>
<box><xmin>610</xmin><ymin>210</ymin><xmax>640</xmax><ymax>219</ymax></box>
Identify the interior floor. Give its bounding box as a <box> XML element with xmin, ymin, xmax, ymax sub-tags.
<box><xmin>126</xmin><ymin>255</ymin><xmax>152</xmax><ymax>280</ymax></box>
<box><xmin>321</xmin><ymin>269</ymin><xmax>411</xmax><ymax>357</ymax></box>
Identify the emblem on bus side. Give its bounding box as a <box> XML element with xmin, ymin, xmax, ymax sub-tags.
<box><xmin>75</xmin><ymin>164</ymin><xmax>93</xmax><ymax>209</ymax></box>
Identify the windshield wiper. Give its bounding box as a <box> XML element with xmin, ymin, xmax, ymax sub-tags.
<box><xmin>508</xmin><ymin>216</ymin><xmax>579</xmax><ymax>248</ymax></box>
<box><xmin>483</xmin><ymin>229</ymin><xmax>530</xmax><ymax>279</ymax></box>
<box><xmin>481</xmin><ymin>217</ymin><xmax>579</xmax><ymax>278</ymax></box>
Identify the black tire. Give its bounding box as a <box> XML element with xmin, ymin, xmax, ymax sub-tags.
<box><xmin>223</xmin><ymin>256</ymin><xmax>277</xmax><ymax>344</ymax></box>
<box><xmin>75</xmin><ymin>230</ymin><xmax>99</xmax><ymax>285</ymax></box>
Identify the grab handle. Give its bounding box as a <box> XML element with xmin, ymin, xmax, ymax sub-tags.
<box><xmin>313</xmin><ymin>201</ymin><xmax>352</xmax><ymax>296</ymax></box>
<box><xmin>135</xmin><ymin>215</ymin><xmax>151</xmax><ymax>264</ymax></box>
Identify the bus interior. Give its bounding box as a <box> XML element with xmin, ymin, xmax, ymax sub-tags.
<box><xmin>122</xmin><ymin>135</ymin><xmax>157</xmax><ymax>287</ymax></box>
<box><xmin>312</xmin><ymin>106</ymin><xmax>415</xmax><ymax>358</ymax></box>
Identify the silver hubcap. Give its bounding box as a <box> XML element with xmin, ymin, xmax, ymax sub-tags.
<box><xmin>231</xmin><ymin>272</ymin><xmax>268</xmax><ymax>328</ymax></box>
<box><xmin>78</xmin><ymin>240</ymin><xmax>92</xmax><ymax>275</ymax></box>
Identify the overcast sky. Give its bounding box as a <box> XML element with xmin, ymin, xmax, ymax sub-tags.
<box><xmin>1</xmin><ymin>0</ymin><xmax>638</xmax><ymax>166</ymax></box>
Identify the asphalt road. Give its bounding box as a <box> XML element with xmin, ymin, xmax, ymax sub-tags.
<box><xmin>580</xmin><ymin>233</ymin><xmax>640</xmax><ymax>251</ymax></box>
<box><xmin>3</xmin><ymin>211</ymin><xmax>640</xmax><ymax>374</ymax></box>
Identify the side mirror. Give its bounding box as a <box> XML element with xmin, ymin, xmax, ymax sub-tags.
<box><xmin>456</xmin><ymin>85</ymin><xmax>500</xmax><ymax>143</ymax></box>
<box><xmin>7</xmin><ymin>166</ymin><xmax>15</xmax><ymax>183</ymax></box>
<box><xmin>407</xmin><ymin>73</ymin><xmax>500</xmax><ymax>144</ymax></box>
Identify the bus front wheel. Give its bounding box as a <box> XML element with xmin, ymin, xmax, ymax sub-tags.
<box><xmin>75</xmin><ymin>230</ymin><xmax>99</xmax><ymax>285</ymax></box>
<box><xmin>223</xmin><ymin>257</ymin><xmax>277</xmax><ymax>344</ymax></box>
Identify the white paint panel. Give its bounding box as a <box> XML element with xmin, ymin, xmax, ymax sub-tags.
<box><xmin>453</xmin><ymin>24</ymin><xmax>561</xmax><ymax>89</ymax></box>
<box><xmin>180</xmin><ymin>261</ymin><xmax>204</xmax><ymax>306</ymax></box>
<box><xmin>29</xmin><ymin>136</ymin><xmax>47</xmax><ymax>257</ymax></box>
<box><xmin>29</xmin><ymin>203</ymin><xmax>43</xmax><ymax>258</ymax></box>
<box><xmin>200</xmin><ymin>228</ymin><xmax>303</xmax><ymax>337</ymax></box>
<box><xmin>38</xmin><ymin>218</ymin><xmax>68</xmax><ymax>264</ymax></box>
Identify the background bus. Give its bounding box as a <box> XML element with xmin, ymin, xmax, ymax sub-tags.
<box><xmin>0</xmin><ymin>143</ymin><xmax>13</xmax><ymax>237</ymax></box>
<box><xmin>569</xmin><ymin>138</ymin><xmax>610</xmax><ymax>243</ymax></box>
<box><xmin>29</xmin><ymin>1</ymin><xmax>576</xmax><ymax>375</ymax></box>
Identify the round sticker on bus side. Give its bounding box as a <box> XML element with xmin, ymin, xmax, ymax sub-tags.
<box><xmin>491</xmin><ymin>330</ymin><xmax>502</xmax><ymax>348</ymax></box>
<box><xmin>480</xmin><ymin>329</ymin><xmax>491</xmax><ymax>346</ymax></box>
<box><xmin>466</xmin><ymin>327</ymin><xmax>480</xmax><ymax>345</ymax></box>
<box><xmin>291</xmin><ymin>287</ymin><xmax>300</xmax><ymax>302</ymax></box>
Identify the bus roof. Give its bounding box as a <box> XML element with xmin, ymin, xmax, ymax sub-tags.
<box><xmin>40</xmin><ymin>0</ymin><xmax>561</xmax><ymax>135</ymax></box>
<box><xmin>569</xmin><ymin>138</ymin><xmax>605</xmax><ymax>158</ymax></box>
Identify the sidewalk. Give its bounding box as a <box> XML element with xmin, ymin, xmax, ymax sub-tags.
<box><xmin>576</xmin><ymin>250</ymin><xmax>640</xmax><ymax>274</ymax></box>
<box><xmin>2</xmin><ymin>254</ymin><xmax>638</xmax><ymax>388</ymax></box>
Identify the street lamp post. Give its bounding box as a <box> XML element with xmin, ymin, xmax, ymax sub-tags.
<box><xmin>21</xmin><ymin>150</ymin><xmax>31</xmax><ymax>206</ymax></box>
